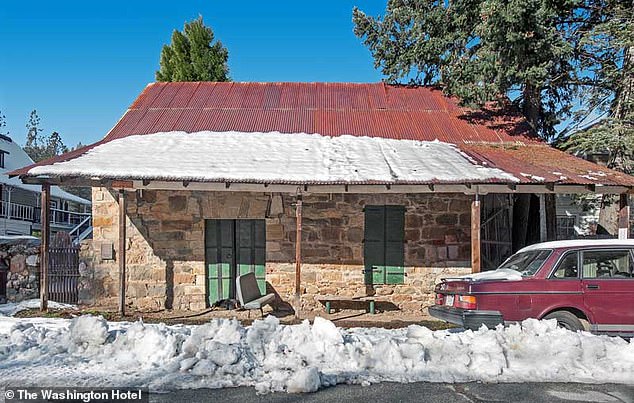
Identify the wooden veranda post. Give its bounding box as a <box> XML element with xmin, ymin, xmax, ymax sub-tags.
<box><xmin>294</xmin><ymin>194</ymin><xmax>303</xmax><ymax>318</ymax></box>
<box><xmin>545</xmin><ymin>194</ymin><xmax>557</xmax><ymax>241</ymax></box>
<box><xmin>471</xmin><ymin>194</ymin><xmax>481</xmax><ymax>273</ymax></box>
<box><xmin>40</xmin><ymin>183</ymin><xmax>50</xmax><ymax>312</ymax></box>
<box><xmin>539</xmin><ymin>195</ymin><xmax>547</xmax><ymax>242</ymax></box>
<box><xmin>118</xmin><ymin>190</ymin><xmax>127</xmax><ymax>316</ymax></box>
<box><xmin>619</xmin><ymin>194</ymin><xmax>630</xmax><ymax>239</ymax></box>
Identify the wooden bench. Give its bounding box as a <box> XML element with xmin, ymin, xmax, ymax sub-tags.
<box><xmin>316</xmin><ymin>295</ymin><xmax>384</xmax><ymax>315</ymax></box>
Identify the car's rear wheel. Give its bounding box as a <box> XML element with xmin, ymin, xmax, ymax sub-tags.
<box><xmin>543</xmin><ymin>311</ymin><xmax>585</xmax><ymax>332</ymax></box>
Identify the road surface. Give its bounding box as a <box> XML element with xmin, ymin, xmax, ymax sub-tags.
<box><xmin>149</xmin><ymin>382</ymin><xmax>634</xmax><ymax>403</ymax></box>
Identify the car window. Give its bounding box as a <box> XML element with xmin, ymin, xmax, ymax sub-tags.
<box><xmin>582</xmin><ymin>249</ymin><xmax>634</xmax><ymax>279</ymax></box>
<box><xmin>551</xmin><ymin>252</ymin><xmax>578</xmax><ymax>279</ymax></box>
<box><xmin>498</xmin><ymin>249</ymin><xmax>552</xmax><ymax>276</ymax></box>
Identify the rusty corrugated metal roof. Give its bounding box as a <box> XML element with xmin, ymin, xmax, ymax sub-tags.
<box><xmin>10</xmin><ymin>82</ymin><xmax>634</xmax><ymax>188</ymax></box>
<box><xmin>460</xmin><ymin>144</ymin><xmax>634</xmax><ymax>186</ymax></box>
<box><xmin>105</xmin><ymin>82</ymin><xmax>538</xmax><ymax>142</ymax></box>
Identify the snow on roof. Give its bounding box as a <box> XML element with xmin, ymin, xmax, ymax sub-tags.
<box><xmin>0</xmin><ymin>137</ymin><xmax>90</xmax><ymax>204</ymax></box>
<box><xmin>27</xmin><ymin>131</ymin><xmax>519</xmax><ymax>184</ymax></box>
<box><xmin>519</xmin><ymin>238</ymin><xmax>634</xmax><ymax>252</ymax></box>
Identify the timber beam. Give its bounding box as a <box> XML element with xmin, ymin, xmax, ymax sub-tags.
<box><xmin>118</xmin><ymin>189</ymin><xmax>127</xmax><ymax>316</ymax></box>
<box><xmin>16</xmin><ymin>176</ymin><xmax>634</xmax><ymax>195</ymax></box>
<box><xmin>40</xmin><ymin>183</ymin><xmax>50</xmax><ymax>312</ymax></box>
<box><xmin>471</xmin><ymin>194</ymin><xmax>481</xmax><ymax>274</ymax></box>
<box><xmin>294</xmin><ymin>194</ymin><xmax>303</xmax><ymax>319</ymax></box>
<box><xmin>619</xmin><ymin>194</ymin><xmax>630</xmax><ymax>239</ymax></box>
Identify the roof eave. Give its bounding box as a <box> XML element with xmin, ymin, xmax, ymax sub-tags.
<box><xmin>18</xmin><ymin>175</ymin><xmax>633</xmax><ymax>195</ymax></box>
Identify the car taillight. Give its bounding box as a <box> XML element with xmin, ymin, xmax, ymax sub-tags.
<box><xmin>435</xmin><ymin>293</ymin><xmax>444</xmax><ymax>305</ymax></box>
<box><xmin>456</xmin><ymin>295</ymin><xmax>477</xmax><ymax>310</ymax></box>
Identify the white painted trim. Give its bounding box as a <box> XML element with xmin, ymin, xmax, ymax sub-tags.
<box><xmin>619</xmin><ymin>228</ymin><xmax>629</xmax><ymax>239</ymax></box>
<box><xmin>591</xmin><ymin>324</ymin><xmax>634</xmax><ymax>332</ymax></box>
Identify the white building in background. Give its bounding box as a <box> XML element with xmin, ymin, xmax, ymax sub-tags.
<box><xmin>556</xmin><ymin>194</ymin><xmax>600</xmax><ymax>239</ymax></box>
<box><xmin>0</xmin><ymin>134</ymin><xmax>91</xmax><ymax>238</ymax></box>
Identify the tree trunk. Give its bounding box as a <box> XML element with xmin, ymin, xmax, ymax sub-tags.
<box><xmin>522</xmin><ymin>83</ymin><xmax>542</xmax><ymax>134</ymax></box>
<box><xmin>597</xmin><ymin>45</ymin><xmax>633</xmax><ymax>234</ymax></box>
<box><xmin>613</xmin><ymin>45</ymin><xmax>633</xmax><ymax>122</ymax></box>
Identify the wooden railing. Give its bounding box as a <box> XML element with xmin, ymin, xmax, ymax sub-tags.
<box><xmin>50</xmin><ymin>208</ymin><xmax>91</xmax><ymax>227</ymax></box>
<box><xmin>0</xmin><ymin>200</ymin><xmax>35</xmax><ymax>221</ymax></box>
<box><xmin>2</xmin><ymin>200</ymin><xmax>90</xmax><ymax>227</ymax></box>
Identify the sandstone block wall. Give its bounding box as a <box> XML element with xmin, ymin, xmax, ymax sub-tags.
<box><xmin>83</xmin><ymin>188</ymin><xmax>472</xmax><ymax>313</ymax></box>
<box><xmin>265</xmin><ymin>193</ymin><xmax>472</xmax><ymax>311</ymax></box>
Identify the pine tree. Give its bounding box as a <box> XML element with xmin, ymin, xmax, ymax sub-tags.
<box><xmin>559</xmin><ymin>1</ymin><xmax>633</xmax><ymax>235</ymax></box>
<box><xmin>43</xmin><ymin>131</ymin><xmax>69</xmax><ymax>160</ymax></box>
<box><xmin>353</xmin><ymin>0</ymin><xmax>591</xmax><ymax>140</ymax></box>
<box><xmin>23</xmin><ymin>110</ymin><xmax>69</xmax><ymax>162</ymax></box>
<box><xmin>0</xmin><ymin>110</ymin><xmax>8</xmax><ymax>136</ymax></box>
<box><xmin>562</xmin><ymin>2</ymin><xmax>634</xmax><ymax>172</ymax></box>
<box><xmin>24</xmin><ymin>110</ymin><xmax>43</xmax><ymax>160</ymax></box>
<box><xmin>156</xmin><ymin>16</ymin><xmax>230</xmax><ymax>82</ymax></box>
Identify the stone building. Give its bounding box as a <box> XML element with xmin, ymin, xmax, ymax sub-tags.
<box><xmin>10</xmin><ymin>83</ymin><xmax>634</xmax><ymax>314</ymax></box>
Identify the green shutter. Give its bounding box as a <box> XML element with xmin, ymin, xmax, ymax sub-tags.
<box><xmin>364</xmin><ymin>206</ymin><xmax>405</xmax><ymax>285</ymax></box>
<box><xmin>385</xmin><ymin>206</ymin><xmax>405</xmax><ymax>284</ymax></box>
<box><xmin>364</xmin><ymin>206</ymin><xmax>386</xmax><ymax>285</ymax></box>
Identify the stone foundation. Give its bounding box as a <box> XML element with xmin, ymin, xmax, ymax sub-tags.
<box><xmin>1</xmin><ymin>239</ymin><xmax>40</xmax><ymax>303</ymax></box>
<box><xmin>82</xmin><ymin>188</ymin><xmax>473</xmax><ymax>313</ymax></box>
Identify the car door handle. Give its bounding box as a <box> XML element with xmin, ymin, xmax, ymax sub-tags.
<box><xmin>586</xmin><ymin>284</ymin><xmax>600</xmax><ymax>290</ymax></box>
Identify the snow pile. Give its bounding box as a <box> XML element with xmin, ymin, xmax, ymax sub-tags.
<box><xmin>28</xmin><ymin>131</ymin><xmax>519</xmax><ymax>184</ymax></box>
<box><xmin>0</xmin><ymin>315</ymin><xmax>632</xmax><ymax>394</ymax></box>
<box><xmin>0</xmin><ymin>299</ymin><xmax>77</xmax><ymax>317</ymax></box>
<box><xmin>68</xmin><ymin>315</ymin><xmax>109</xmax><ymax>347</ymax></box>
<box><xmin>458</xmin><ymin>268</ymin><xmax>523</xmax><ymax>281</ymax></box>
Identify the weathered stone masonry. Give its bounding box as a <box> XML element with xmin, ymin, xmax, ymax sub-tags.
<box><xmin>1</xmin><ymin>240</ymin><xmax>40</xmax><ymax>303</ymax></box>
<box><xmin>82</xmin><ymin>187</ymin><xmax>472</xmax><ymax>312</ymax></box>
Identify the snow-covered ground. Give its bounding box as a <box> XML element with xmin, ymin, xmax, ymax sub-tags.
<box><xmin>0</xmin><ymin>299</ymin><xmax>77</xmax><ymax>317</ymax></box>
<box><xmin>0</xmin><ymin>315</ymin><xmax>632</xmax><ymax>394</ymax></box>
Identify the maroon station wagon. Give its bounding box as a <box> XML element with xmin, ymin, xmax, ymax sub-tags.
<box><xmin>429</xmin><ymin>239</ymin><xmax>634</xmax><ymax>337</ymax></box>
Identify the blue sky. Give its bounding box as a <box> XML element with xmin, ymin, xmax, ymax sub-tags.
<box><xmin>0</xmin><ymin>1</ymin><xmax>386</xmax><ymax>147</ymax></box>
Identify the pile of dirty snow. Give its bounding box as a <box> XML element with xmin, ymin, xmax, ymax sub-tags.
<box><xmin>0</xmin><ymin>315</ymin><xmax>632</xmax><ymax>394</ymax></box>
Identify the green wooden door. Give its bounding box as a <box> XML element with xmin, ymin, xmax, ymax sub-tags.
<box><xmin>206</xmin><ymin>219</ymin><xmax>266</xmax><ymax>305</ymax></box>
<box><xmin>236</xmin><ymin>220</ymin><xmax>267</xmax><ymax>295</ymax></box>
<box><xmin>205</xmin><ymin>220</ymin><xmax>234</xmax><ymax>305</ymax></box>
<box><xmin>363</xmin><ymin>206</ymin><xmax>405</xmax><ymax>285</ymax></box>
